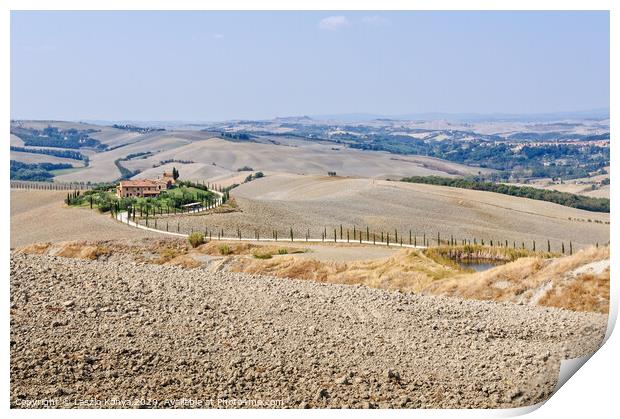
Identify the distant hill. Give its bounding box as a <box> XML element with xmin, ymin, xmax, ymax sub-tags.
<box><xmin>310</xmin><ymin>108</ymin><xmax>610</xmax><ymax>123</ymax></box>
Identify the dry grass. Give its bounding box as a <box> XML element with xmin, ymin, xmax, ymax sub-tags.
<box><xmin>154</xmin><ymin>247</ymin><xmax>182</xmax><ymax>263</ymax></box>
<box><xmin>165</xmin><ymin>254</ymin><xmax>203</xmax><ymax>269</ymax></box>
<box><xmin>538</xmin><ymin>272</ymin><xmax>610</xmax><ymax>313</ymax></box>
<box><xmin>19</xmin><ymin>241</ymin><xmax>111</xmax><ymax>260</ymax></box>
<box><xmin>18</xmin><ymin>242</ymin><xmax>52</xmax><ymax>255</ymax></box>
<box><xmin>229</xmin><ymin>248</ymin><xmax>465</xmax><ymax>293</ymax></box>
<box><xmin>228</xmin><ymin>244</ymin><xmax>609</xmax><ymax>313</ymax></box>
<box><xmin>195</xmin><ymin>241</ymin><xmax>307</xmax><ymax>257</ymax></box>
<box><xmin>425</xmin><ymin>244</ymin><xmax>555</xmax><ymax>263</ymax></box>
<box><xmin>424</xmin><ymin>245</ymin><xmax>610</xmax><ymax>313</ymax></box>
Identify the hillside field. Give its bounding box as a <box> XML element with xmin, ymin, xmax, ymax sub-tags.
<box><xmin>160</xmin><ymin>174</ymin><xmax>609</xmax><ymax>250</ymax></box>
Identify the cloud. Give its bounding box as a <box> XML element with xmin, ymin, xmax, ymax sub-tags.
<box><xmin>361</xmin><ymin>15</ymin><xmax>391</xmax><ymax>27</ymax></box>
<box><xmin>318</xmin><ymin>16</ymin><xmax>351</xmax><ymax>31</ymax></box>
<box><xmin>213</xmin><ymin>33</ymin><xmax>224</xmax><ymax>40</ymax></box>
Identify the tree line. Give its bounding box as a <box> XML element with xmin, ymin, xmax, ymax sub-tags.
<box><xmin>11</xmin><ymin>126</ymin><xmax>106</xmax><ymax>150</ymax></box>
<box><xmin>10</xmin><ymin>146</ymin><xmax>89</xmax><ymax>165</ymax></box>
<box><xmin>10</xmin><ymin>160</ymin><xmax>73</xmax><ymax>181</ymax></box>
<box><xmin>401</xmin><ymin>175</ymin><xmax>610</xmax><ymax>213</ymax></box>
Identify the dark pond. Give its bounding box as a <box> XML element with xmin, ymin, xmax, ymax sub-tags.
<box><xmin>457</xmin><ymin>259</ymin><xmax>506</xmax><ymax>272</ymax></box>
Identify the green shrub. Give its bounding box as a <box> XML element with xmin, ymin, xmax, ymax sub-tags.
<box><xmin>277</xmin><ymin>248</ymin><xmax>289</xmax><ymax>255</ymax></box>
<box><xmin>218</xmin><ymin>244</ymin><xmax>232</xmax><ymax>255</ymax></box>
<box><xmin>252</xmin><ymin>251</ymin><xmax>272</xmax><ymax>259</ymax></box>
<box><xmin>188</xmin><ymin>232</ymin><xmax>205</xmax><ymax>248</ymax></box>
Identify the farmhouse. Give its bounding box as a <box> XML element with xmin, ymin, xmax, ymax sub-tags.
<box><xmin>116</xmin><ymin>172</ymin><xmax>175</xmax><ymax>198</ymax></box>
<box><xmin>116</xmin><ymin>179</ymin><xmax>161</xmax><ymax>198</ymax></box>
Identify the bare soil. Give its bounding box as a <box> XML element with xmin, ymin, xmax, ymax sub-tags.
<box><xmin>10</xmin><ymin>251</ymin><xmax>607</xmax><ymax>409</ymax></box>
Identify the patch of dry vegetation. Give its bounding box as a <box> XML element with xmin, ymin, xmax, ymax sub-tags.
<box><xmin>424</xmin><ymin>245</ymin><xmax>610</xmax><ymax>313</ymax></box>
<box><xmin>19</xmin><ymin>241</ymin><xmax>110</xmax><ymax>260</ymax></box>
<box><xmin>538</xmin><ymin>272</ymin><xmax>610</xmax><ymax>313</ymax></box>
<box><xmin>195</xmin><ymin>241</ymin><xmax>307</xmax><ymax>258</ymax></box>
<box><xmin>228</xmin><ymin>249</ymin><xmax>465</xmax><ymax>293</ymax></box>
<box><xmin>425</xmin><ymin>244</ymin><xmax>556</xmax><ymax>264</ymax></box>
<box><xmin>18</xmin><ymin>242</ymin><xmax>52</xmax><ymax>255</ymax></box>
<box><xmin>228</xmin><ymin>244</ymin><xmax>609</xmax><ymax>313</ymax></box>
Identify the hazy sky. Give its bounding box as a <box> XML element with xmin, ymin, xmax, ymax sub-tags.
<box><xmin>11</xmin><ymin>11</ymin><xmax>609</xmax><ymax>121</ymax></box>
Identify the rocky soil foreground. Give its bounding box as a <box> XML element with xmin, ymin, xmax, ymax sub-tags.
<box><xmin>11</xmin><ymin>253</ymin><xmax>607</xmax><ymax>409</ymax></box>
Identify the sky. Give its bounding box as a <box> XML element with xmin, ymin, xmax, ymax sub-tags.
<box><xmin>10</xmin><ymin>11</ymin><xmax>610</xmax><ymax>121</ymax></box>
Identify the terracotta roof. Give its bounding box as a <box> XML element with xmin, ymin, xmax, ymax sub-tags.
<box><xmin>119</xmin><ymin>180</ymin><xmax>158</xmax><ymax>187</ymax></box>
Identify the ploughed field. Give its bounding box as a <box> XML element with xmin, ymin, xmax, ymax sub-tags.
<box><xmin>10</xmin><ymin>252</ymin><xmax>607</xmax><ymax>408</ymax></box>
<box><xmin>161</xmin><ymin>174</ymin><xmax>609</xmax><ymax>251</ymax></box>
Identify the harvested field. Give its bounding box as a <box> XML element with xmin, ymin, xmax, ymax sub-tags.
<box><xmin>17</xmin><ymin>121</ymin><xmax>492</xmax><ymax>185</ymax></box>
<box><xmin>55</xmin><ymin>135</ymin><xmax>193</xmax><ymax>183</ymax></box>
<box><xmin>11</xmin><ymin>134</ymin><xmax>25</xmax><ymax>146</ymax></box>
<box><xmin>119</xmin><ymin>137</ymin><xmax>489</xmax><ymax>182</ymax></box>
<box><xmin>10</xmin><ymin>150</ymin><xmax>83</xmax><ymax>167</ymax></box>
<box><xmin>10</xmin><ymin>190</ymin><xmax>159</xmax><ymax>248</ymax></box>
<box><xmin>10</xmin><ymin>251</ymin><xmax>607</xmax><ymax>408</ymax></box>
<box><xmin>161</xmin><ymin>174</ymin><xmax>609</xmax><ymax>250</ymax></box>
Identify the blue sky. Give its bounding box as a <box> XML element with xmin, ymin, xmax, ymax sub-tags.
<box><xmin>11</xmin><ymin>11</ymin><xmax>609</xmax><ymax>121</ymax></box>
